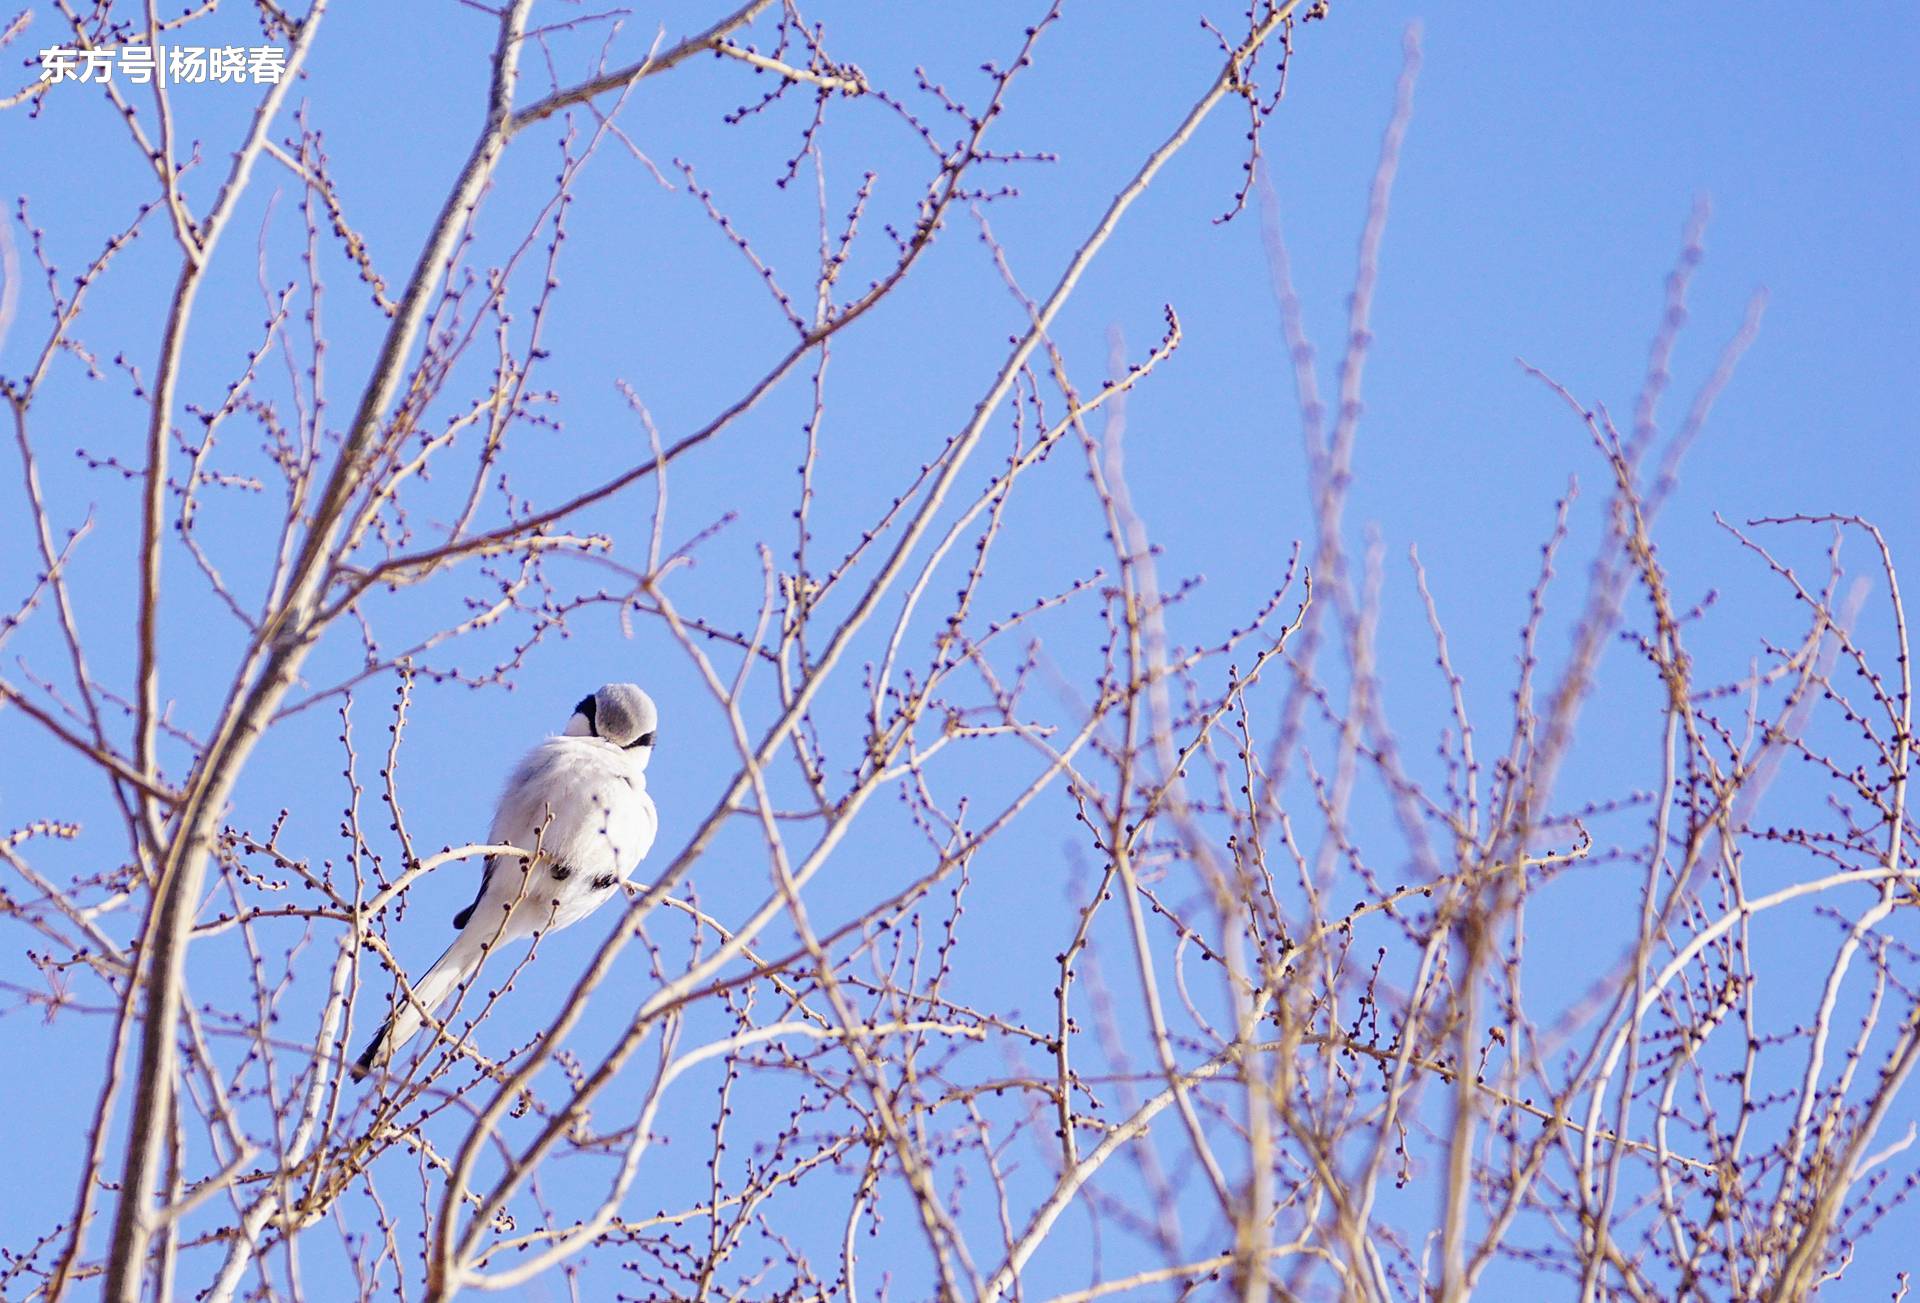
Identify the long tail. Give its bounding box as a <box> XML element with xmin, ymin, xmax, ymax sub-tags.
<box><xmin>350</xmin><ymin>931</ymin><xmax>487</xmax><ymax>1081</ymax></box>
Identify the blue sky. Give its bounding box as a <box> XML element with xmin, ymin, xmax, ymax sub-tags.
<box><xmin>1</xmin><ymin>2</ymin><xmax>1915</xmax><ymax>1298</ymax></box>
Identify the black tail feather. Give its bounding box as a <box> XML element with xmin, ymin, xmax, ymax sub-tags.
<box><xmin>350</xmin><ymin>1017</ymin><xmax>392</xmax><ymax>1081</ymax></box>
<box><xmin>451</xmin><ymin>858</ymin><xmax>495</xmax><ymax>931</ymax></box>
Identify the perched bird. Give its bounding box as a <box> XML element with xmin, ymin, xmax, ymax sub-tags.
<box><xmin>351</xmin><ymin>684</ymin><xmax>660</xmax><ymax>1081</ymax></box>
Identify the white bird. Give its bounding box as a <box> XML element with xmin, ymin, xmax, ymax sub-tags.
<box><xmin>351</xmin><ymin>683</ymin><xmax>659</xmax><ymax>1081</ymax></box>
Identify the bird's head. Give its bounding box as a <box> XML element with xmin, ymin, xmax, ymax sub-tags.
<box><xmin>565</xmin><ymin>683</ymin><xmax>658</xmax><ymax>768</ymax></box>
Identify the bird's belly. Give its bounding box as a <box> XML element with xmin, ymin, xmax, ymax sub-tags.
<box><xmin>547</xmin><ymin>879</ymin><xmax>618</xmax><ymax>931</ymax></box>
<box><xmin>482</xmin><ymin>864</ymin><xmax>606</xmax><ymax>942</ymax></box>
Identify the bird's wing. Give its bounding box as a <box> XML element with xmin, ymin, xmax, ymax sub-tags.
<box><xmin>451</xmin><ymin>747</ymin><xmax>560</xmax><ymax>931</ymax></box>
<box><xmin>597</xmin><ymin>767</ymin><xmax>657</xmax><ymax>876</ymax></box>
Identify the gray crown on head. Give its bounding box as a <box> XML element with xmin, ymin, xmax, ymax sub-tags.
<box><xmin>573</xmin><ymin>683</ymin><xmax>658</xmax><ymax>749</ymax></box>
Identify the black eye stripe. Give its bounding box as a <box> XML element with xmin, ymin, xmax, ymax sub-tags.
<box><xmin>574</xmin><ymin>693</ymin><xmax>599</xmax><ymax>737</ymax></box>
<box><xmin>624</xmin><ymin>730</ymin><xmax>656</xmax><ymax>750</ymax></box>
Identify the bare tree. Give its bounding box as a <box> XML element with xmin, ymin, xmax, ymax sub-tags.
<box><xmin>2</xmin><ymin>3</ymin><xmax>1914</xmax><ymax>1301</ymax></box>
